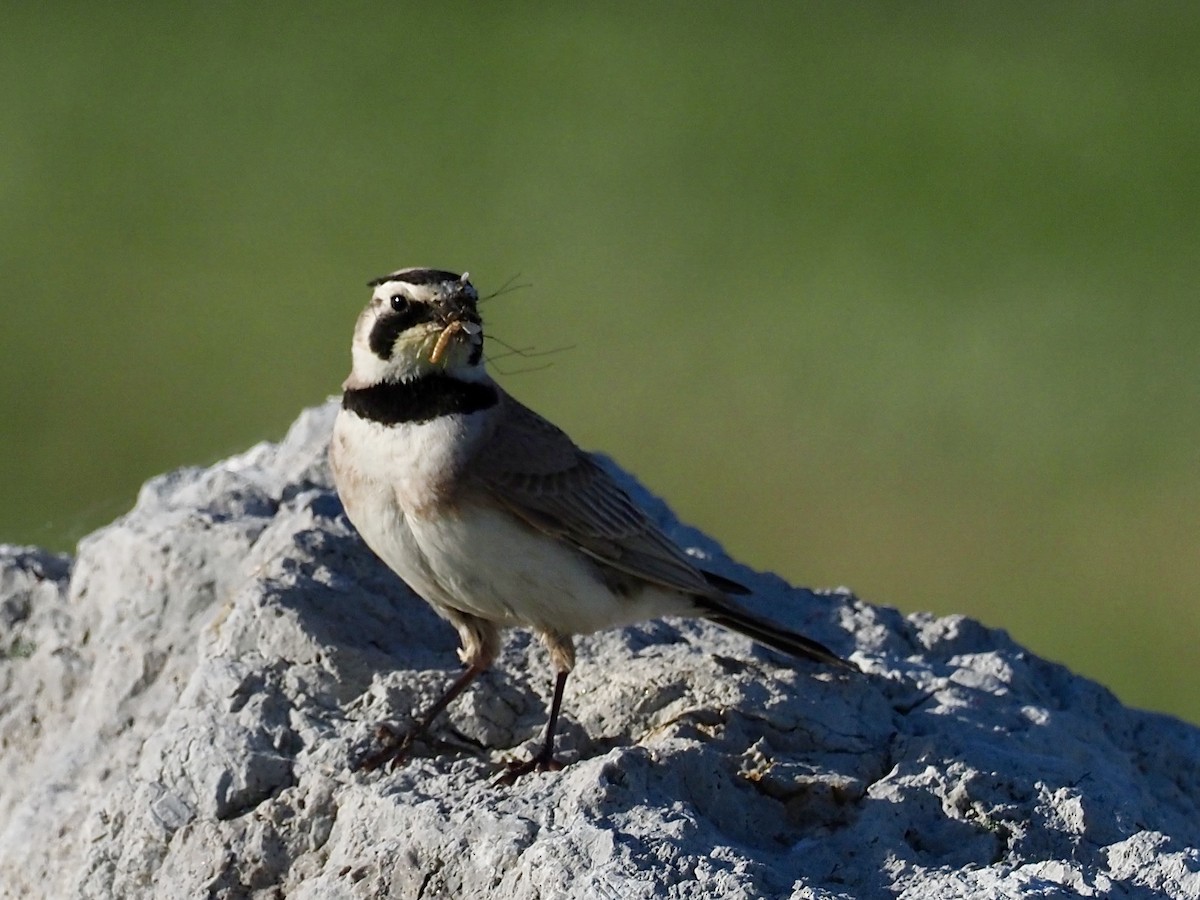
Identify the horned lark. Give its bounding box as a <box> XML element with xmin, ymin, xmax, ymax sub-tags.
<box><xmin>330</xmin><ymin>267</ymin><xmax>857</xmax><ymax>778</ymax></box>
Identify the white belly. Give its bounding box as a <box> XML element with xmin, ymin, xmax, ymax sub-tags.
<box><xmin>402</xmin><ymin>501</ymin><xmax>689</xmax><ymax>634</ymax></box>
<box><xmin>330</xmin><ymin>408</ymin><xmax>690</xmax><ymax>635</ymax></box>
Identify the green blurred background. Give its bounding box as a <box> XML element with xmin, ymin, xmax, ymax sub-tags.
<box><xmin>2</xmin><ymin>5</ymin><xmax>1196</xmax><ymax>722</ymax></box>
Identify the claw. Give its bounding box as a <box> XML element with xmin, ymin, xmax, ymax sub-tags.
<box><xmin>494</xmin><ymin>748</ymin><xmax>565</xmax><ymax>786</ymax></box>
<box><xmin>357</xmin><ymin>664</ymin><xmax>488</xmax><ymax>774</ymax></box>
<box><xmin>357</xmin><ymin>723</ymin><xmax>412</xmax><ymax>772</ymax></box>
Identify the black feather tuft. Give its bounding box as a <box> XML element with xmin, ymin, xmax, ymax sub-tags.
<box><xmin>368</xmin><ymin>268</ymin><xmax>464</xmax><ymax>287</ymax></box>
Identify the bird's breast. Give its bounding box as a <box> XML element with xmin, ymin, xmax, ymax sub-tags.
<box><xmin>330</xmin><ymin>407</ymin><xmax>478</xmax><ymax>607</ymax></box>
<box><xmin>331</xmin><ymin>405</ymin><xmax>486</xmax><ymax>515</ymax></box>
<box><xmin>330</xmin><ymin>404</ymin><xmax>694</xmax><ymax>634</ymax></box>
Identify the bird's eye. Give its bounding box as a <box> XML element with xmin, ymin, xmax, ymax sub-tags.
<box><xmin>390</xmin><ymin>295</ymin><xmax>409</xmax><ymax>313</ymax></box>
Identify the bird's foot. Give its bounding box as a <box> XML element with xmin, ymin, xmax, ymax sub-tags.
<box><xmin>494</xmin><ymin>748</ymin><xmax>564</xmax><ymax>786</ymax></box>
<box><xmin>357</xmin><ymin>723</ymin><xmax>414</xmax><ymax>772</ymax></box>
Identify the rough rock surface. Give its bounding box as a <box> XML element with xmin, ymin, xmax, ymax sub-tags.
<box><xmin>1</xmin><ymin>400</ymin><xmax>1198</xmax><ymax>900</ymax></box>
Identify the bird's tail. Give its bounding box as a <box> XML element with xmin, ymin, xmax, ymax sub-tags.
<box><xmin>696</xmin><ymin>596</ymin><xmax>859</xmax><ymax>672</ymax></box>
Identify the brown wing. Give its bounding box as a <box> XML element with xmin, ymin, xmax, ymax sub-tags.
<box><xmin>469</xmin><ymin>389</ymin><xmax>720</xmax><ymax>597</ymax></box>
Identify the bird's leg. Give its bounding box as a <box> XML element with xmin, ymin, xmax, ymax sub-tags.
<box><xmin>359</xmin><ymin>663</ymin><xmax>485</xmax><ymax>772</ymax></box>
<box><xmin>532</xmin><ymin>669</ymin><xmax>569</xmax><ymax>769</ymax></box>
<box><xmin>498</xmin><ymin>669</ymin><xmax>569</xmax><ymax>784</ymax></box>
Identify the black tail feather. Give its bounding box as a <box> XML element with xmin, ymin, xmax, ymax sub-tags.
<box><xmin>698</xmin><ymin>598</ymin><xmax>858</xmax><ymax>672</ymax></box>
<box><xmin>700</xmin><ymin>568</ymin><xmax>751</xmax><ymax>596</ymax></box>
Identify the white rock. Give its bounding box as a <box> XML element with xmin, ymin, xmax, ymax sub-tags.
<box><xmin>0</xmin><ymin>400</ymin><xmax>1197</xmax><ymax>899</ymax></box>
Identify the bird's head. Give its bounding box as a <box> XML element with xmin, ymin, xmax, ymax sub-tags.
<box><xmin>345</xmin><ymin>267</ymin><xmax>485</xmax><ymax>388</ymax></box>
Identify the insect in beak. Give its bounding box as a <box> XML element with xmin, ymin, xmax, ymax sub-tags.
<box><xmin>430</xmin><ymin>319</ymin><xmax>483</xmax><ymax>365</ymax></box>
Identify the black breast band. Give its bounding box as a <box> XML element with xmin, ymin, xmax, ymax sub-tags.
<box><xmin>342</xmin><ymin>375</ymin><xmax>498</xmax><ymax>425</ymax></box>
